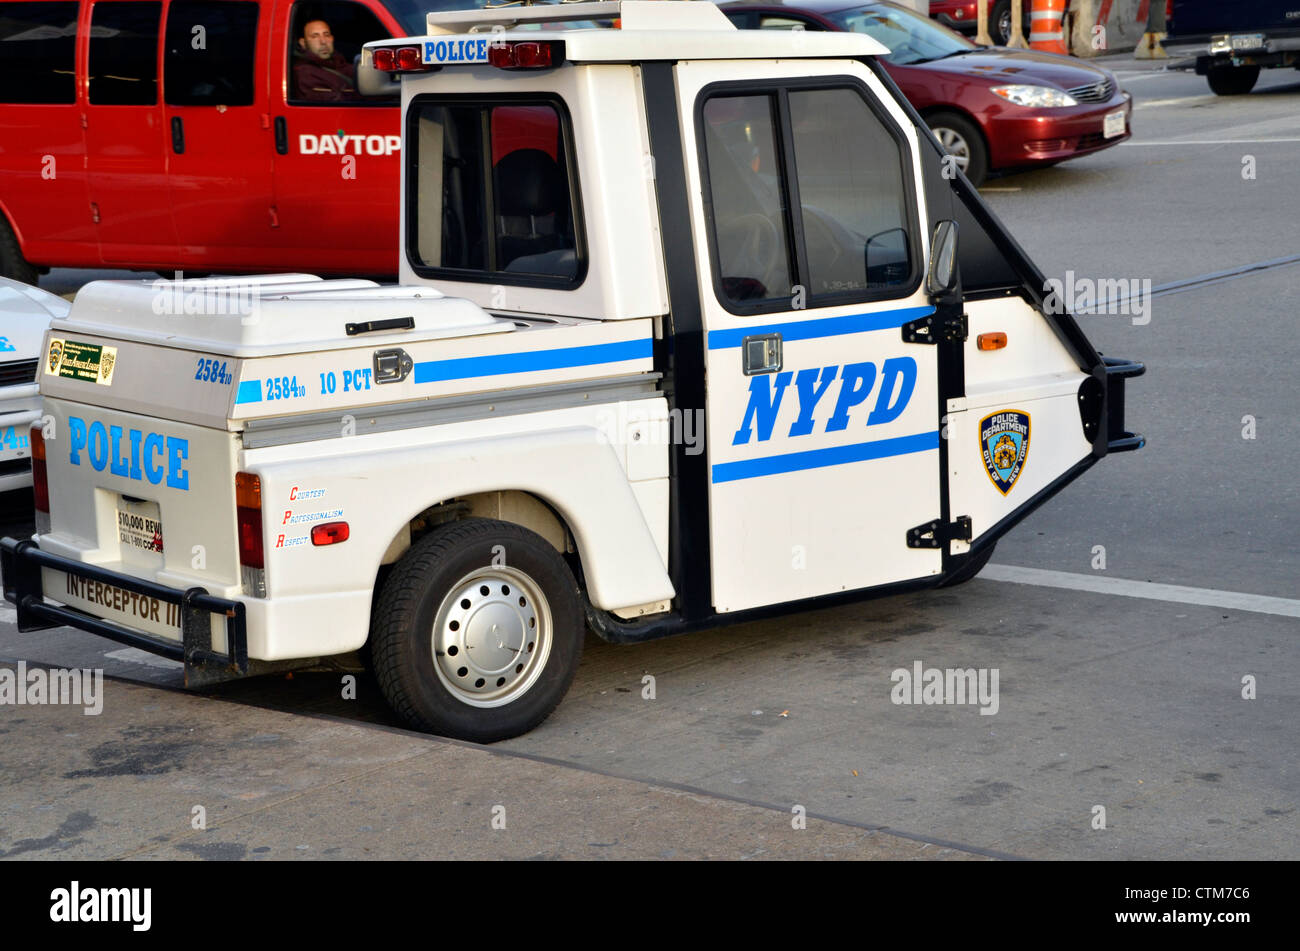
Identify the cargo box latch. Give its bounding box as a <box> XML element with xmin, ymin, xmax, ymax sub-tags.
<box><xmin>373</xmin><ymin>347</ymin><xmax>414</xmax><ymax>384</ymax></box>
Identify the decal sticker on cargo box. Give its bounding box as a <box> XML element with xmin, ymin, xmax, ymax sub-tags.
<box><xmin>46</xmin><ymin>338</ymin><xmax>117</xmax><ymax>386</ymax></box>
<box><xmin>981</xmin><ymin>410</ymin><xmax>1030</xmax><ymax>496</ymax></box>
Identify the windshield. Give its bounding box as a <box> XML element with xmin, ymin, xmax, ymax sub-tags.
<box><xmin>824</xmin><ymin>3</ymin><xmax>977</xmax><ymax>65</ymax></box>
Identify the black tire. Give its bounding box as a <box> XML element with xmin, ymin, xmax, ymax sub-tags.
<box><xmin>1207</xmin><ymin>64</ymin><xmax>1260</xmax><ymax>96</ymax></box>
<box><xmin>371</xmin><ymin>518</ymin><xmax>584</xmax><ymax>742</ymax></box>
<box><xmin>937</xmin><ymin>542</ymin><xmax>997</xmax><ymax>588</ymax></box>
<box><xmin>927</xmin><ymin>111</ymin><xmax>989</xmax><ymax>188</ymax></box>
<box><xmin>0</xmin><ymin>213</ymin><xmax>38</xmax><ymax>286</ymax></box>
<box><xmin>991</xmin><ymin>0</ymin><xmax>1012</xmax><ymax>45</ymax></box>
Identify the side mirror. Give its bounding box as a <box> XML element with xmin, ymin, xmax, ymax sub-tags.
<box><xmin>927</xmin><ymin>219</ymin><xmax>959</xmax><ymax>296</ymax></box>
<box><xmin>357</xmin><ymin>50</ymin><xmax>402</xmax><ymax>98</ymax></box>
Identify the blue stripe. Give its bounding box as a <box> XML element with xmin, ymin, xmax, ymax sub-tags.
<box><xmin>235</xmin><ymin>380</ymin><xmax>262</xmax><ymax>404</ymax></box>
<box><xmin>414</xmin><ymin>338</ymin><xmax>652</xmax><ymax>384</ymax></box>
<box><xmin>706</xmin><ymin>305</ymin><xmax>934</xmax><ymax>350</ymax></box>
<box><xmin>711</xmin><ymin>430</ymin><xmax>939</xmax><ymax>483</ymax></box>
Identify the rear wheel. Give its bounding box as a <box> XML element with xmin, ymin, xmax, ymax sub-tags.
<box><xmin>927</xmin><ymin>111</ymin><xmax>989</xmax><ymax>187</ymax></box>
<box><xmin>371</xmin><ymin>518</ymin><xmax>584</xmax><ymax>742</ymax></box>
<box><xmin>991</xmin><ymin>0</ymin><xmax>1012</xmax><ymax>45</ymax></box>
<box><xmin>1207</xmin><ymin>64</ymin><xmax>1260</xmax><ymax>95</ymax></box>
<box><xmin>0</xmin><ymin>214</ymin><xmax>38</xmax><ymax>286</ymax></box>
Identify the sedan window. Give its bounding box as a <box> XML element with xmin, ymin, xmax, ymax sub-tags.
<box><xmin>825</xmin><ymin>3</ymin><xmax>975</xmax><ymax>65</ymax></box>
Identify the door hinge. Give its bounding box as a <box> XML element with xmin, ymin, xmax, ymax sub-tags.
<box><xmin>902</xmin><ymin>312</ymin><xmax>967</xmax><ymax>345</ymax></box>
<box><xmin>906</xmin><ymin>515</ymin><xmax>972</xmax><ymax>549</ymax></box>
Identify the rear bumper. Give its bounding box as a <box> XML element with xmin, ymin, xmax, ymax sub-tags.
<box><xmin>1</xmin><ymin>537</ymin><xmax>249</xmax><ymax>686</ymax></box>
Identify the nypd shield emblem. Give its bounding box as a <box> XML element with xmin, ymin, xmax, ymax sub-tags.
<box><xmin>980</xmin><ymin>410</ymin><xmax>1030</xmax><ymax>495</ymax></box>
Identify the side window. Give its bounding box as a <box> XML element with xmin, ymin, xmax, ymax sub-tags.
<box><xmin>0</xmin><ymin>1</ymin><xmax>79</xmax><ymax>103</ymax></box>
<box><xmin>789</xmin><ymin>88</ymin><xmax>914</xmax><ymax>294</ymax></box>
<box><xmin>88</xmin><ymin>1</ymin><xmax>162</xmax><ymax>105</ymax></box>
<box><xmin>700</xmin><ymin>95</ymin><xmax>793</xmax><ymax>303</ymax></box>
<box><xmin>288</xmin><ymin>0</ymin><xmax>394</xmax><ymax>104</ymax></box>
<box><xmin>700</xmin><ymin>83</ymin><xmax>916</xmax><ymax>313</ymax></box>
<box><xmin>164</xmin><ymin>0</ymin><xmax>259</xmax><ymax>106</ymax></box>
<box><xmin>408</xmin><ymin>98</ymin><xmax>583</xmax><ymax>285</ymax></box>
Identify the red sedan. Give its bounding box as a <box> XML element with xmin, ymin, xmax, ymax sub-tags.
<box><xmin>721</xmin><ymin>0</ymin><xmax>1132</xmax><ymax>186</ymax></box>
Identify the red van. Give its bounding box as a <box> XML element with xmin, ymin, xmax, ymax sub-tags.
<box><xmin>0</xmin><ymin>0</ymin><xmax>448</xmax><ymax>284</ymax></box>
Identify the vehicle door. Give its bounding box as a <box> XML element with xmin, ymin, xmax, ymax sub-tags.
<box><xmin>0</xmin><ymin>0</ymin><xmax>95</xmax><ymax>268</ymax></box>
<box><xmin>268</xmin><ymin>0</ymin><xmax>402</xmax><ymax>275</ymax></box>
<box><xmin>676</xmin><ymin>60</ymin><xmax>944</xmax><ymax>614</ymax></box>
<box><xmin>161</xmin><ymin>0</ymin><xmax>275</xmax><ymax>268</ymax></box>
<box><xmin>83</xmin><ymin>0</ymin><xmax>181</xmax><ymax>263</ymax></box>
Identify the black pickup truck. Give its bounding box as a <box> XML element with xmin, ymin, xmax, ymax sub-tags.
<box><xmin>1166</xmin><ymin>0</ymin><xmax>1300</xmax><ymax>94</ymax></box>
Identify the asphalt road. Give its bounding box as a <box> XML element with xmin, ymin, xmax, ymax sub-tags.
<box><xmin>1</xmin><ymin>59</ymin><xmax>1296</xmax><ymax>861</ymax></box>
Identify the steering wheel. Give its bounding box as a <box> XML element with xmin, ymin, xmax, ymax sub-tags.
<box><xmin>717</xmin><ymin>213</ymin><xmax>783</xmax><ymax>298</ymax></box>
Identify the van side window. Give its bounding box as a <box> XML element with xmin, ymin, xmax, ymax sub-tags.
<box><xmin>0</xmin><ymin>2</ymin><xmax>79</xmax><ymax>103</ymax></box>
<box><xmin>164</xmin><ymin>0</ymin><xmax>260</xmax><ymax>106</ymax></box>
<box><xmin>288</xmin><ymin>0</ymin><xmax>395</xmax><ymax>104</ymax></box>
<box><xmin>699</xmin><ymin>82</ymin><xmax>917</xmax><ymax>313</ymax></box>
<box><xmin>408</xmin><ymin>98</ymin><xmax>584</xmax><ymax>286</ymax></box>
<box><xmin>88</xmin><ymin>1</ymin><xmax>162</xmax><ymax>105</ymax></box>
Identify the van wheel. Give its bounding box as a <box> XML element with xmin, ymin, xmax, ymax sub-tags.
<box><xmin>371</xmin><ymin>518</ymin><xmax>584</xmax><ymax>742</ymax></box>
<box><xmin>0</xmin><ymin>214</ymin><xmax>38</xmax><ymax>286</ymax></box>
<box><xmin>991</xmin><ymin>0</ymin><xmax>1012</xmax><ymax>45</ymax></box>
<box><xmin>928</xmin><ymin>112</ymin><xmax>989</xmax><ymax>187</ymax></box>
<box><xmin>1206</xmin><ymin>64</ymin><xmax>1259</xmax><ymax>95</ymax></box>
<box><xmin>938</xmin><ymin>543</ymin><xmax>996</xmax><ymax>588</ymax></box>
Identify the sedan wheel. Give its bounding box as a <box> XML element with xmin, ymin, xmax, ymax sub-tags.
<box><xmin>928</xmin><ymin>111</ymin><xmax>989</xmax><ymax>187</ymax></box>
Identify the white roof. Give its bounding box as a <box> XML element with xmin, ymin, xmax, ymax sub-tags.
<box><xmin>368</xmin><ymin>0</ymin><xmax>889</xmax><ymax>61</ymax></box>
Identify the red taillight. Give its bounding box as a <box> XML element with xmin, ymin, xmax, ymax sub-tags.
<box><xmin>235</xmin><ymin>472</ymin><xmax>263</xmax><ymax>569</ymax></box>
<box><xmin>30</xmin><ymin>425</ymin><xmax>48</xmax><ymax>514</ymax></box>
<box><xmin>372</xmin><ymin>47</ymin><xmax>396</xmax><ymax>71</ymax></box>
<box><xmin>489</xmin><ymin>41</ymin><xmax>557</xmax><ymax>70</ymax></box>
<box><xmin>311</xmin><ymin>521</ymin><xmax>350</xmax><ymax>546</ymax></box>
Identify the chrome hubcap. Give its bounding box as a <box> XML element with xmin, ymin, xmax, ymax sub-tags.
<box><xmin>431</xmin><ymin>566</ymin><xmax>552</xmax><ymax>708</ymax></box>
<box><xmin>934</xmin><ymin>127</ymin><xmax>970</xmax><ymax>172</ymax></box>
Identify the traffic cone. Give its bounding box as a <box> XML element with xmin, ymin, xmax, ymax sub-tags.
<box><xmin>1029</xmin><ymin>0</ymin><xmax>1069</xmax><ymax>55</ymax></box>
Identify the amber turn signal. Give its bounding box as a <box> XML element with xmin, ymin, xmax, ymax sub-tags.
<box><xmin>977</xmin><ymin>332</ymin><xmax>1007</xmax><ymax>351</ymax></box>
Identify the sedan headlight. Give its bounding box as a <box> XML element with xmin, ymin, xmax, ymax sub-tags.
<box><xmin>991</xmin><ymin>84</ymin><xmax>1078</xmax><ymax>107</ymax></box>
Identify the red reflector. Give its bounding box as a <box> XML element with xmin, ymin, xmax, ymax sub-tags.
<box><xmin>311</xmin><ymin>521</ymin><xmax>350</xmax><ymax>546</ymax></box>
<box><xmin>396</xmin><ymin>45</ymin><xmax>422</xmax><ymax>70</ymax></box>
<box><xmin>372</xmin><ymin>47</ymin><xmax>396</xmax><ymax>71</ymax></box>
<box><xmin>488</xmin><ymin>43</ymin><xmax>514</xmax><ymax>68</ymax></box>
<box><xmin>235</xmin><ymin>472</ymin><xmax>264</xmax><ymax>569</ymax></box>
<box><xmin>30</xmin><ymin>425</ymin><xmax>48</xmax><ymax>514</ymax></box>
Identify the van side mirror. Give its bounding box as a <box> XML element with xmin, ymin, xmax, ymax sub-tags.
<box><xmin>927</xmin><ymin>219</ymin><xmax>959</xmax><ymax>296</ymax></box>
<box><xmin>357</xmin><ymin>51</ymin><xmax>402</xmax><ymax>97</ymax></box>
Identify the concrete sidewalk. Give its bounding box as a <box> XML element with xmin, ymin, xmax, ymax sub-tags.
<box><xmin>0</xmin><ymin>663</ymin><xmax>988</xmax><ymax>861</ymax></box>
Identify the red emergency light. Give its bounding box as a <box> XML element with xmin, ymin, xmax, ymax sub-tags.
<box><xmin>488</xmin><ymin>41</ymin><xmax>559</xmax><ymax>70</ymax></box>
<box><xmin>372</xmin><ymin>45</ymin><xmax>427</xmax><ymax>72</ymax></box>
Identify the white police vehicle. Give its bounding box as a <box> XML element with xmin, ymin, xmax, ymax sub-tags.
<box><xmin>0</xmin><ymin>278</ymin><xmax>68</xmax><ymax>494</ymax></box>
<box><xmin>2</xmin><ymin>0</ymin><xmax>1142</xmax><ymax>742</ymax></box>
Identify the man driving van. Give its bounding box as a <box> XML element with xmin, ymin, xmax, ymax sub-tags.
<box><xmin>293</xmin><ymin>18</ymin><xmax>360</xmax><ymax>101</ymax></box>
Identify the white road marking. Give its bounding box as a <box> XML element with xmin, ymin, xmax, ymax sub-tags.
<box><xmin>1121</xmin><ymin>137</ymin><xmax>1300</xmax><ymax>145</ymax></box>
<box><xmin>983</xmin><ymin>565</ymin><xmax>1300</xmax><ymax>620</ymax></box>
<box><xmin>1133</xmin><ymin>95</ymin><xmax>1218</xmax><ymax>109</ymax></box>
<box><xmin>104</xmin><ymin>647</ymin><xmax>183</xmax><ymax>669</ymax></box>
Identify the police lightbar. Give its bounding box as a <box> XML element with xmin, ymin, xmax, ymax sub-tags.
<box><xmin>371</xmin><ymin>40</ymin><xmax>564</xmax><ymax>72</ymax></box>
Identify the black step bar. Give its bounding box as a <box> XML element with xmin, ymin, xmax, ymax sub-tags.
<box><xmin>1103</xmin><ymin>355</ymin><xmax>1145</xmax><ymax>453</ymax></box>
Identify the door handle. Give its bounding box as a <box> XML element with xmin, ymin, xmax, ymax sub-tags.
<box><xmin>170</xmin><ymin>116</ymin><xmax>184</xmax><ymax>154</ymax></box>
<box><xmin>274</xmin><ymin>116</ymin><xmax>288</xmax><ymax>155</ymax></box>
<box><xmin>742</xmin><ymin>332</ymin><xmax>782</xmax><ymax>375</ymax></box>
